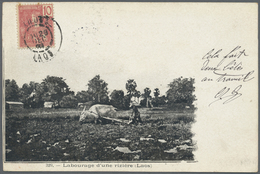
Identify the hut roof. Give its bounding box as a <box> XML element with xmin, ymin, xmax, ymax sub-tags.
<box><xmin>6</xmin><ymin>101</ymin><xmax>23</xmax><ymax>105</ymax></box>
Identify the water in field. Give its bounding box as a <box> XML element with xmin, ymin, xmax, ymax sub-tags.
<box><xmin>5</xmin><ymin>108</ymin><xmax>196</xmax><ymax>161</ymax></box>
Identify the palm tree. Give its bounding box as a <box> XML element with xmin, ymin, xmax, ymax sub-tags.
<box><xmin>125</xmin><ymin>79</ymin><xmax>137</xmax><ymax>96</ymax></box>
<box><xmin>154</xmin><ymin>88</ymin><xmax>160</xmax><ymax>99</ymax></box>
<box><xmin>143</xmin><ymin>87</ymin><xmax>151</xmax><ymax>107</ymax></box>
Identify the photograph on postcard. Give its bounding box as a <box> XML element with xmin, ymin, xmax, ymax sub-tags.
<box><xmin>2</xmin><ymin>2</ymin><xmax>258</xmax><ymax>172</ymax></box>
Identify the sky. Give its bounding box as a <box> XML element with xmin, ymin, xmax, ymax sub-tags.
<box><xmin>3</xmin><ymin>3</ymin><xmax>255</xmax><ymax>96</ymax></box>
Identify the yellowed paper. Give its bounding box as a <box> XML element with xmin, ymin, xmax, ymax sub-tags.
<box><xmin>2</xmin><ymin>2</ymin><xmax>258</xmax><ymax>172</ymax></box>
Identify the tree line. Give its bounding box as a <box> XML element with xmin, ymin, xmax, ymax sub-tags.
<box><xmin>5</xmin><ymin>75</ymin><xmax>196</xmax><ymax>110</ymax></box>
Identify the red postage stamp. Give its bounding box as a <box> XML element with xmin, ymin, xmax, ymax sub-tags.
<box><xmin>18</xmin><ymin>4</ymin><xmax>54</xmax><ymax>49</ymax></box>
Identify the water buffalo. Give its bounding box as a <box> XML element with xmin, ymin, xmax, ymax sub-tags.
<box><xmin>79</xmin><ymin>104</ymin><xmax>118</xmax><ymax>124</ymax></box>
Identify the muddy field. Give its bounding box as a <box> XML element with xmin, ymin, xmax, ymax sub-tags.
<box><xmin>5</xmin><ymin>108</ymin><xmax>196</xmax><ymax>161</ymax></box>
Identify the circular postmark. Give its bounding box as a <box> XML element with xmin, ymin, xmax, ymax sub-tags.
<box><xmin>24</xmin><ymin>24</ymin><xmax>54</xmax><ymax>52</ymax></box>
<box><xmin>23</xmin><ymin>16</ymin><xmax>62</xmax><ymax>63</ymax></box>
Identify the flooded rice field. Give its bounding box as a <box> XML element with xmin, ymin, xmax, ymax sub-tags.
<box><xmin>5</xmin><ymin>108</ymin><xmax>196</xmax><ymax>161</ymax></box>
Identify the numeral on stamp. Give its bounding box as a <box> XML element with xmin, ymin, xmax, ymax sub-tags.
<box><xmin>43</xmin><ymin>5</ymin><xmax>53</xmax><ymax>16</ymax></box>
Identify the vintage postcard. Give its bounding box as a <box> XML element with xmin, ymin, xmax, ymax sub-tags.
<box><xmin>2</xmin><ymin>2</ymin><xmax>258</xmax><ymax>172</ymax></box>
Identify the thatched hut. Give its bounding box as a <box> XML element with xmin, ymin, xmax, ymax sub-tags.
<box><xmin>6</xmin><ymin>101</ymin><xmax>24</xmax><ymax>110</ymax></box>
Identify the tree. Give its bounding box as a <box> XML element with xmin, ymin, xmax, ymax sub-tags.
<box><xmin>142</xmin><ymin>87</ymin><xmax>151</xmax><ymax>108</ymax></box>
<box><xmin>99</xmin><ymin>95</ymin><xmax>110</xmax><ymax>104</ymax></box>
<box><xmin>166</xmin><ymin>77</ymin><xmax>196</xmax><ymax>109</ymax></box>
<box><xmin>87</xmin><ymin>75</ymin><xmax>109</xmax><ymax>103</ymax></box>
<box><xmin>158</xmin><ymin>95</ymin><xmax>167</xmax><ymax>106</ymax></box>
<box><xmin>125</xmin><ymin>79</ymin><xmax>138</xmax><ymax>109</ymax></box>
<box><xmin>76</xmin><ymin>90</ymin><xmax>92</xmax><ymax>103</ymax></box>
<box><xmin>123</xmin><ymin>94</ymin><xmax>131</xmax><ymax>110</ymax></box>
<box><xmin>110</xmin><ymin>90</ymin><xmax>124</xmax><ymax>109</ymax></box>
<box><xmin>125</xmin><ymin>79</ymin><xmax>137</xmax><ymax>96</ymax></box>
<box><xmin>32</xmin><ymin>83</ymin><xmax>46</xmax><ymax>108</ymax></box>
<box><xmin>42</xmin><ymin>76</ymin><xmax>72</xmax><ymax>103</ymax></box>
<box><xmin>154</xmin><ymin>88</ymin><xmax>160</xmax><ymax>98</ymax></box>
<box><xmin>59</xmin><ymin>94</ymin><xmax>78</xmax><ymax>108</ymax></box>
<box><xmin>5</xmin><ymin>79</ymin><xmax>20</xmax><ymax>101</ymax></box>
<box><xmin>140</xmin><ymin>99</ymin><xmax>146</xmax><ymax>107</ymax></box>
<box><xmin>152</xmin><ymin>88</ymin><xmax>160</xmax><ymax>107</ymax></box>
<box><xmin>19</xmin><ymin>81</ymin><xmax>43</xmax><ymax>108</ymax></box>
<box><xmin>19</xmin><ymin>83</ymin><xmax>32</xmax><ymax>104</ymax></box>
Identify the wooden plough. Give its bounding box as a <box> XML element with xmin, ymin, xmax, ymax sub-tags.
<box><xmin>102</xmin><ymin>116</ymin><xmax>128</xmax><ymax>123</ymax></box>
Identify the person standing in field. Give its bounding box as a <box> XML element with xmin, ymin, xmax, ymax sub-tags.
<box><xmin>128</xmin><ymin>105</ymin><xmax>142</xmax><ymax>124</ymax></box>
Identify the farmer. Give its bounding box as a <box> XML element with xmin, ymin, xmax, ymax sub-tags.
<box><xmin>128</xmin><ymin>105</ymin><xmax>142</xmax><ymax>124</ymax></box>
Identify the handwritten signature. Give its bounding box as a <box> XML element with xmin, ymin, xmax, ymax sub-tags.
<box><xmin>209</xmin><ymin>85</ymin><xmax>242</xmax><ymax>106</ymax></box>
